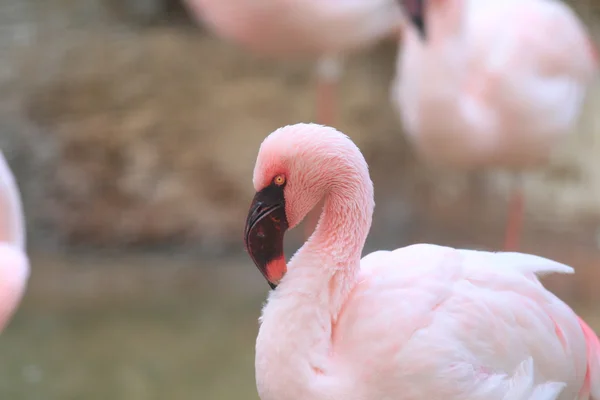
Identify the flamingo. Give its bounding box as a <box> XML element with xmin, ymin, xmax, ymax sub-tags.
<box><xmin>182</xmin><ymin>0</ymin><xmax>424</xmax><ymax>124</ymax></box>
<box><xmin>183</xmin><ymin>0</ymin><xmax>424</xmax><ymax>238</ymax></box>
<box><xmin>390</xmin><ymin>0</ymin><xmax>599</xmax><ymax>251</ymax></box>
<box><xmin>0</xmin><ymin>151</ymin><xmax>29</xmax><ymax>332</ymax></box>
<box><xmin>243</xmin><ymin>123</ymin><xmax>600</xmax><ymax>400</ymax></box>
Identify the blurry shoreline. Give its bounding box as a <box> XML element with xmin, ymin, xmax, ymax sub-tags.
<box><xmin>22</xmin><ymin>209</ymin><xmax>600</xmax><ymax>309</ymax></box>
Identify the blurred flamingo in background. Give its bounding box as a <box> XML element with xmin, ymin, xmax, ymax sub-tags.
<box><xmin>244</xmin><ymin>123</ymin><xmax>600</xmax><ymax>400</ymax></box>
<box><xmin>183</xmin><ymin>0</ymin><xmax>423</xmax><ymax>125</ymax></box>
<box><xmin>390</xmin><ymin>0</ymin><xmax>599</xmax><ymax>251</ymax></box>
<box><xmin>0</xmin><ymin>152</ymin><xmax>29</xmax><ymax>332</ymax></box>
<box><xmin>182</xmin><ymin>0</ymin><xmax>424</xmax><ymax>238</ymax></box>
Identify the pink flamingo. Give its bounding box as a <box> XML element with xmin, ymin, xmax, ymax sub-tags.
<box><xmin>182</xmin><ymin>0</ymin><xmax>422</xmax><ymax>123</ymax></box>
<box><xmin>183</xmin><ymin>0</ymin><xmax>424</xmax><ymax>237</ymax></box>
<box><xmin>390</xmin><ymin>0</ymin><xmax>599</xmax><ymax>251</ymax></box>
<box><xmin>243</xmin><ymin>123</ymin><xmax>599</xmax><ymax>400</ymax></box>
<box><xmin>0</xmin><ymin>151</ymin><xmax>29</xmax><ymax>332</ymax></box>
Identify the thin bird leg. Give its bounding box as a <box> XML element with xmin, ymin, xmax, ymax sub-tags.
<box><xmin>503</xmin><ymin>173</ymin><xmax>525</xmax><ymax>251</ymax></box>
<box><xmin>315</xmin><ymin>56</ymin><xmax>342</xmax><ymax>126</ymax></box>
<box><xmin>302</xmin><ymin>56</ymin><xmax>343</xmax><ymax>240</ymax></box>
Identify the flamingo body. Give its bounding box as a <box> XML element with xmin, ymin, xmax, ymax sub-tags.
<box><xmin>257</xmin><ymin>244</ymin><xmax>598</xmax><ymax>400</ymax></box>
<box><xmin>390</xmin><ymin>0</ymin><xmax>599</xmax><ymax>251</ymax></box>
<box><xmin>184</xmin><ymin>0</ymin><xmax>403</xmax><ymax>58</ymax></box>
<box><xmin>0</xmin><ymin>244</ymin><xmax>28</xmax><ymax>331</ymax></box>
<box><xmin>0</xmin><ymin>152</ymin><xmax>29</xmax><ymax>332</ymax></box>
<box><xmin>392</xmin><ymin>0</ymin><xmax>598</xmax><ymax>168</ymax></box>
<box><xmin>243</xmin><ymin>123</ymin><xmax>600</xmax><ymax>400</ymax></box>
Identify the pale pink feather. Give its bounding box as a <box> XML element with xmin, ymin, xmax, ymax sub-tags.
<box><xmin>184</xmin><ymin>0</ymin><xmax>404</xmax><ymax>57</ymax></box>
<box><xmin>501</xmin><ymin>357</ymin><xmax>565</xmax><ymax>400</ymax></box>
<box><xmin>251</xmin><ymin>123</ymin><xmax>599</xmax><ymax>400</ymax></box>
<box><xmin>578</xmin><ymin>317</ymin><xmax>600</xmax><ymax>399</ymax></box>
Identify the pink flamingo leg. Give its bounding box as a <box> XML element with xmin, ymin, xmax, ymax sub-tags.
<box><xmin>304</xmin><ymin>57</ymin><xmax>342</xmax><ymax>239</ymax></box>
<box><xmin>316</xmin><ymin>74</ymin><xmax>336</xmax><ymax>125</ymax></box>
<box><xmin>504</xmin><ymin>174</ymin><xmax>525</xmax><ymax>251</ymax></box>
<box><xmin>315</xmin><ymin>56</ymin><xmax>341</xmax><ymax>126</ymax></box>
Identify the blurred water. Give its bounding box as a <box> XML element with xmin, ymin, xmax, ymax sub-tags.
<box><xmin>0</xmin><ymin>252</ymin><xmax>598</xmax><ymax>400</ymax></box>
<box><xmin>0</xmin><ymin>254</ymin><xmax>266</xmax><ymax>400</ymax></box>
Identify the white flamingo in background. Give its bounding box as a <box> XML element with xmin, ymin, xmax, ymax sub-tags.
<box><xmin>243</xmin><ymin>123</ymin><xmax>599</xmax><ymax>400</ymax></box>
<box><xmin>182</xmin><ymin>0</ymin><xmax>424</xmax><ymax>238</ymax></box>
<box><xmin>0</xmin><ymin>151</ymin><xmax>29</xmax><ymax>332</ymax></box>
<box><xmin>390</xmin><ymin>0</ymin><xmax>599</xmax><ymax>251</ymax></box>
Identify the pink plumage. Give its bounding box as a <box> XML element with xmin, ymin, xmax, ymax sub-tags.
<box><xmin>501</xmin><ymin>357</ymin><xmax>567</xmax><ymax>399</ymax></box>
<box><xmin>243</xmin><ymin>123</ymin><xmax>600</xmax><ymax>400</ymax></box>
<box><xmin>390</xmin><ymin>0</ymin><xmax>599</xmax><ymax>251</ymax></box>
<box><xmin>184</xmin><ymin>0</ymin><xmax>404</xmax><ymax>57</ymax></box>
<box><xmin>579</xmin><ymin>316</ymin><xmax>600</xmax><ymax>398</ymax></box>
<box><xmin>0</xmin><ymin>151</ymin><xmax>29</xmax><ymax>332</ymax></box>
<box><xmin>183</xmin><ymin>0</ymin><xmax>406</xmax><ymax>125</ymax></box>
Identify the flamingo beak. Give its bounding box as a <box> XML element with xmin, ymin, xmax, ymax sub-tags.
<box><xmin>244</xmin><ymin>184</ymin><xmax>288</xmax><ymax>290</ymax></box>
<box><xmin>402</xmin><ymin>0</ymin><xmax>426</xmax><ymax>39</ymax></box>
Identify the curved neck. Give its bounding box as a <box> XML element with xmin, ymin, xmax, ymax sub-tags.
<box><xmin>255</xmin><ymin>163</ymin><xmax>373</xmax><ymax>398</ymax></box>
<box><xmin>419</xmin><ymin>0</ymin><xmax>467</xmax><ymax>91</ymax></box>
<box><xmin>0</xmin><ymin>154</ymin><xmax>24</xmax><ymax>250</ymax></box>
<box><xmin>413</xmin><ymin>0</ymin><xmax>469</xmax><ymax>137</ymax></box>
<box><xmin>312</xmin><ymin>187</ymin><xmax>373</xmax><ymax>263</ymax></box>
<box><xmin>427</xmin><ymin>0</ymin><xmax>465</xmax><ymax>42</ymax></box>
<box><xmin>287</xmin><ymin>172</ymin><xmax>374</xmax><ymax>316</ymax></box>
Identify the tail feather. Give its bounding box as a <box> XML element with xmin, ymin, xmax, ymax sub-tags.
<box><xmin>501</xmin><ymin>357</ymin><xmax>565</xmax><ymax>400</ymax></box>
<box><xmin>578</xmin><ymin>317</ymin><xmax>600</xmax><ymax>399</ymax></box>
<box><xmin>528</xmin><ymin>382</ymin><xmax>567</xmax><ymax>400</ymax></box>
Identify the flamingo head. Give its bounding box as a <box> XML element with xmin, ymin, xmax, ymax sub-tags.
<box><xmin>244</xmin><ymin>123</ymin><xmax>366</xmax><ymax>289</ymax></box>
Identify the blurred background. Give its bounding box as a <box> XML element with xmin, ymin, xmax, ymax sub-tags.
<box><xmin>0</xmin><ymin>0</ymin><xmax>599</xmax><ymax>398</ymax></box>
